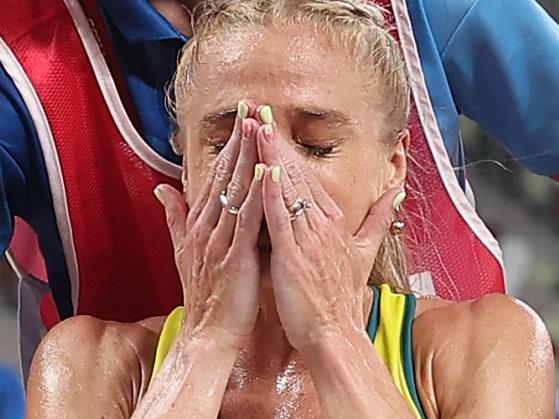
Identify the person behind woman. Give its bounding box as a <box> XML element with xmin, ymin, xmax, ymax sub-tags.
<box><xmin>26</xmin><ymin>1</ymin><xmax>556</xmax><ymax>417</ymax></box>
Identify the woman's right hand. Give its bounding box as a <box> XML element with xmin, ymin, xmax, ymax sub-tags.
<box><xmin>155</xmin><ymin>101</ymin><xmax>264</xmax><ymax>350</ymax></box>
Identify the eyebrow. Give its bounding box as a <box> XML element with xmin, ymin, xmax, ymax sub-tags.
<box><xmin>200</xmin><ymin>107</ymin><xmax>238</xmax><ymax>129</ymax></box>
<box><xmin>198</xmin><ymin>105</ymin><xmax>355</xmax><ymax>127</ymax></box>
<box><xmin>291</xmin><ymin>106</ymin><xmax>355</xmax><ymax>126</ymax></box>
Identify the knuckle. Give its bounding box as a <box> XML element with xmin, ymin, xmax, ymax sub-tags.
<box><xmin>284</xmin><ymin>159</ymin><xmax>303</xmax><ymax>184</ymax></box>
<box><xmin>275</xmin><ymin>218</ymin><xmax>291</xmax><ymax>234</ymax></box>
<box><xmin>329</xmin><ymin>208</ymin><xmax>346</xmax><ymax>228</ymax></box>
<box><xmin>283</xmin><ymin>187</ymin><xmax>298</xmax><ymax>205</ymax></box>
<box><xmin>204</xmin><ymin>242</ymin><xmax>220</xmax><ymax>262</ymax></box>
<box><xmin>315</xmin><ymin>219</ymin><xmax>334</xmax><ymax>241</ymax></box>
<box><xmin>270</xmin><ymin>187</ymin><xmax>283</xmax><ymax>201</ymax></box>
<box><xmin>236</xmin><ymin>210</ymin><xmax>252</xmax><ymax>231</ymax></box>
<box><xmin>227</xmin><ymin>177</ymin><xmax>244</xmax><ymax>198</ymax></box>
<box><xmin>191</xmin><ymin>224</ymin><xmax>211</xmax><ymax>247</ymax></box>
<box><xmin>215</xmin><ymin>158</ymin><xmax>231</xmax><ymax>183</ymax></box>
<box><xmin>221</xmin><ymin>252</ymin><xmax>240</xmax><ymax>272</ymax></box>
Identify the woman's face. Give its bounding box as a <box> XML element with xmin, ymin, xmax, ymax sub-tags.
<box><xmin>178</xmin><ymin>24</ymin><xmax>407</xmax><ymax>235</ymax></box>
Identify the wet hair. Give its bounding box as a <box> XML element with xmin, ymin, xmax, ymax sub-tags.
<box><xmin>173</xmin><ymin>0</ymin><xmax>411</xmax><ymax>292</ymax></box>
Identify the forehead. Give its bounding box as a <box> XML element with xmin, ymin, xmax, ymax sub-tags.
<box><xmin>183</xmin><ymin>24</ymin><xmax>376</xmax><ymax>122</ymax></box>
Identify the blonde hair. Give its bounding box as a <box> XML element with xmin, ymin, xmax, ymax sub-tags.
<box><xmin>174</xmin><ymin>0</ymin><xmax>411</xmax><ymax>292</ymax></box>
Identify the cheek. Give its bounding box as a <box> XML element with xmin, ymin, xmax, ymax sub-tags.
<box><xmin>315</xmin><ymin>154</ymin><xmax>383</xmax><ymax>235</ymax></box>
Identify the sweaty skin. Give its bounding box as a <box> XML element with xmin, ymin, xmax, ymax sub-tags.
<box><xmin>26</xmin><ymin>297</ymin><xmax>555</xmax><ymax>418</ymax></box>
<box><xmin>26</xmin><ymin>20</ymin><xmax>555</xmax><ymax>419</ymax></box>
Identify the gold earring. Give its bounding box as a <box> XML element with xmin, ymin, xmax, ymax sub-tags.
<box><xmin>390</xmin><ymin>190</ymin><xmax>406</xmax><ymax>236</ymax></box>
<box><xmin>390</xmin><ymin>219</ymin><xmax>405</xmax><ymax>236</ymax></box>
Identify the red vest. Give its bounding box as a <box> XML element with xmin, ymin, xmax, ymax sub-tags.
<box><xmin>0</xmin><ymin>0</ymin><xmax>183</xmax><ymax>329</ymax></box>
<box><xmin>1</xmin><ymin>0</ymin><xmax>505</xmax><ymax>335</ymax></box>
<box><xmin>379</xmin><ymin>0</ymin><xmax>505</xmax><ymax>299</ymax></box>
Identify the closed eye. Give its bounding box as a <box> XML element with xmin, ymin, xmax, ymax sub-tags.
<box><xmin>303</xmin><ymin>144</ymin><xmax>335</xmax><ymax>157</ymax></box>
<box><xmin>295</xmin><ymin>137</ymin><xmax>339</xmax><ymax>158</ymax></box>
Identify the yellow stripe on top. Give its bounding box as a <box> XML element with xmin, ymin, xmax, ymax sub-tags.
<box><xmin>374</xmin><ymin>284</ymin><xmax>422</xmax><ymax>419</ymax></box>
<box><xmin>149</xmin><ymin>306</ymin><xmax>184</xmax><ymax>387</ymax></box>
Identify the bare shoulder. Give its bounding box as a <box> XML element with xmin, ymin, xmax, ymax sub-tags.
<box><xmin>412</xmin><ymin>294</ymin><xmax>555</xmax><ymax>417</ymax></box>
<box><xmin>414</xmin><ymin>293</ymin><xmax>552</xmax><ymax>343</ymax></box>
<box><xmin>27</xmin><ymin>315</ymin><xmax>165</xmax><ymax>418</ymax></box>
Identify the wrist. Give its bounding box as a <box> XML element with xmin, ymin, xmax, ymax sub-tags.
<box><xmin>298</xmin><ymin>324</ymin><xmax>370</xmax><ymax>363</ymax></box>
<box><xmin>185</xmin><ymin>326</ymin><xmax>248</xmax><ymax>356</ymax></box>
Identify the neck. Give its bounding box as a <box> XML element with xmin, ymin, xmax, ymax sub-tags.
<box><xmin>233</xmin><ymin>272</ymin><xmax>375</xmax><ymax>379</ymax></box>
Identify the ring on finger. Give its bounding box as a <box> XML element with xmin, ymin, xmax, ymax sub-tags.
<box><xmin>219</xmin><ymin>191</ymin><xmax>240</xmax><ymax>216</ymax></box>
<box><xmin>288</xmin><ymin>197</ymin><xmax>312</xmax><ymax>221</ymax></box>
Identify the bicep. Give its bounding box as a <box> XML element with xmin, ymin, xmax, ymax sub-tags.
<box><xmin>26</xmin><ymin>316</ymin><xmax>146</xmax><ymax>419</ymax></box>
<box><xmin>434</xmin><ymin>296</ymin><xmax>555</xmax><ymax>418</ymax></box>
<box><xmin>443</xmin><ymin>341</ymin><xmax>554</xmax><ymax>418</ymax></box>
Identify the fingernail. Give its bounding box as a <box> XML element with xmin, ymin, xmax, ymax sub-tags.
<box><xmin>259</xmin><ymin>105</ymin><xmax>273</xmax><ymax>125</ymax></box>
<box><xmin>263</xmin><ymin>125</ymin><xmax>274</xmax><ymax>143</ymax></box>
<box><xmin>238</xmin><ymin>101</ymin><xmax>249</xmax><ymax>119</ymax></box>
<box><xmin>392</xmin><ymin>191</ymin><xmax>406</xmax><ymax>210</ymax></box>
<box><xmin>254</xmin><ymin>163</ymin><xmax>265</xmax><ymax>181</ymax></box>
<box><xmin>271</xmin><ymin>166</ymin><xmax>281</xmax><ymax>183</ymax></box>
<box><xmin>242</xmin><ymin>120</ymin><xmax>253</xmax><ymax>139</ymax></box>
<box><xmin>154</xmin><ymin>186</ymin><xmax>166</xmax><ymax>206</ymax></box>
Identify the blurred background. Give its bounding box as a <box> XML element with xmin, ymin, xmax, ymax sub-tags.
<box><xmin>0</xmin><ymin>0</ymin><xmax>558</xmax><ymax>414</ymax></box>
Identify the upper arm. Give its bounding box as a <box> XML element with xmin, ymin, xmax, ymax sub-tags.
<box><xmin>422</xmin><ymin>295</ymin><xmax>555</xmax><ymax>418</ymax></box>
<box><xmin>423</xmin><ymin>0</ymin><xmax>559</xmax><ymax>177</ymax></box>
<box><xmin>0</xmin><ymin>64</ymin><xmax>36</xmax><ymax>254</ymax></box>
<box><xmin>26</xmin><ymin>316</ymin><xmax>156</xmax><ymax>419</ymax></box>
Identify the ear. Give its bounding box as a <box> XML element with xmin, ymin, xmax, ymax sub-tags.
<box><xmin>173</xmin><ymin>129</ymin><xmax>189</xmax><ymax>202</ymax></box>
<box><xmin>170</xmin><ymin>130</ymin><xmax>184</xmax><ymax>156</ymax></box>
<box><xmin>384</xmin><ymin>129</ymin><xmax>409</xmax><ymax>190</ymax></box>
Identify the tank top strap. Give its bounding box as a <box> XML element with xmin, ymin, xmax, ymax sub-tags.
<box><xmin>366</xmin><ymin>284</ymin><xmax>426</xmax><ymax>419</ymax></box>
<box><xmin>149</xmin><ymin>306</ymin><xmax>185</xmax><ymax>386</ymax></box>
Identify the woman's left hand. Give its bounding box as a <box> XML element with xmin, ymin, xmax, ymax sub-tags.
<box><xmin>256</xmin><ymin>121</ymin><xmax>402</xmax><ymax>351</ymax></box>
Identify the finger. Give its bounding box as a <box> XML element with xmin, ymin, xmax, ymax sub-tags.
<box><xmin>214</xmin><ymin>118</ymin><xmax>260</xmax><ymax>246</ymax></box>
<box><xmin>298</xmin><ymin>166</ymin><xmax>344</xmax><ymax>225</ymax></box>
<box><xmin>255</xmin><ymin>104</ymin><xmax>273</xmax><ymax>126</ymax></box>
<box><xmin>186</xmin><ymin>101</ymin><xmax>259</xmax><ymax>226</ymax></box>
<box><xmin>262</xmin><ymin>165</ymin><xmax>296</xmax><ymax>255</ymax></box>
<box><xmin>230</xmin><ymin>163</ymin><xmax>265</xmax><ymax>252</ymax></box>
<box><xmin>256</xmin><ymin>118</ymin><xmax>315</xmax><ymax>238</ymax></box>
<box><xmin>196</xmin><ymin>101</ymin><xmax>249</xmax><ymax>232</ymax></box>
<box><xmin>354</xmin><ymin>187</ymin><xmax>405</xmax><ymax>257</ymax></box>
<box><xmin>278</xmin><ymin>147</ymin><xmax>326</xmax><ymax>229</ymax></box>
<box><xmin>154</xmin><ymin>184</ymin><xmax>189</xmax><ymax>252</ymax></box>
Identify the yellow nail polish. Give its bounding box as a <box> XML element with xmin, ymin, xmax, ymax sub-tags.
<box><xmin>254</xmin><ymin>164</ymin><xmax>265</xmax><ymax>181</ymax></box>
<box><xmin>271</xmin><ymin>166</ymin><xmax>281</xmax><ymax>183</ymax></box>
<box><xmin>392</xmin><ymin>191</ymin><xmax>406</xmax><ymax>210</ymax></box>
<box><xmin>238</xmin><ymin>101</ymin><xmax>249</xmax><ymax>119</ymax></box>
<box><xmin>259</xmin><ymin>105</ymin><xmax>274</xmax><ymax>124</ymax></box>
<box><xmin>154</xmin><ymin>186</ymin><xmax>166</xmax><ymax>206</ymax></box>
